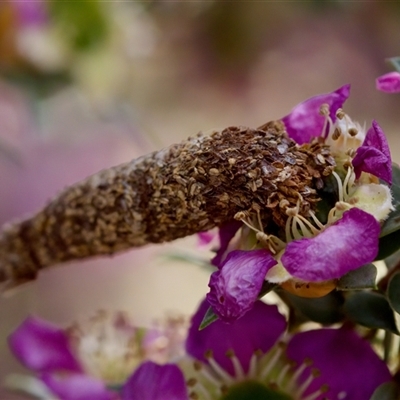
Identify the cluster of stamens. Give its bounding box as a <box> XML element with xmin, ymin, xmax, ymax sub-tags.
<box><xmin>185</xmin><ymin>342</ymin><xmax>331</xmax><ymax>400</ymax></box>
<box><xmin>234</xmin><ymin>210</ymin><xmax>286</xmax><ymax>254</ymax></box>
<box><xmin>67</xmin><ymin>311</ymin><xmax>188</xmax><ymax>386</ymax></box>
<box><xmin>320</xmin><ymin>104</ymin><xmax>365</xmax><ymax>161</ymax></box>
<box><xmin>233</xmin><ymin>105</ymin><xmax>366</xmax><ymax>252</ymax></box>
<box><xmin>67</xmin><ymin>311</ymin><xmax>142</xmax><ymax>385</ymax></box>
<box><xmin>285</xmin><ymin>198</ymin><xmax>325</xmax><ymax>243</ymax></box>
<box><xmin>328</xmin><ymin>167</ymin><xmax>357</xmax><ymax>222</ymax></box>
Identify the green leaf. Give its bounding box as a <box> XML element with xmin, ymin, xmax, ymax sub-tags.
<box><xmin>164</xmin><ymin>253</ymin><xmax>215</xmax><ymax>271</ymax></box>
<box><xmin>370</xmin><ymin>382</ymin><xmax>400</xmax><ymax>400</ymax></box>
<box><xmin>337</xmin><ymin>263</ymin><xmax>377</xmax><ymax>290</ymax></box>
<box><xmin>315</xmin><ymin>174</ymin><xmax>340</xmax><ymax>224</ymax></box>
<box><xmin>384</xmin><ymin>247</ymin><xmax>400</xmax><ymax>270</ymax></box>
<box><xmin>344</xmin><ymin>292</ymin><xmax>399</xmax><ymax>334</ymax></box>
<box><xmin>258</xmin><ymin>281</ymin><xmax>277</xmax><ymax>298</ymax></box>
<box><xmin>391</xmin><ymin>163</ymin><xmax>400</xmax><ymax>186</ymax></box>
<box><xmin>49</xmin><ymin>0</ymin><xmax>108</xmax><ymax>51</ymax></box>
<box><xmin>376</xmin><ymin>229</ymin><xmax>400</xmax><ymax>260</ymax></box>
<box><xmin>387</xmin><ymin>57</ymin><xmax>400</xmax><ymax>73</ymax></box>
<box><xmin>387</xmin><ymin>272</ymin><xmax>400</xmax><ymax>315</ymax></box>
<box><xmin>285</xmin><ymin>291</ymin><xmax>345</xmax><ymax>325</ymax></box>
<box><xmin>199</xmin><ymin>306</ymin><xmax>218</xmax><ymax>330</ymax></box>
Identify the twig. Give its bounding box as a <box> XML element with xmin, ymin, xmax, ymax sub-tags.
<box><xmin>0</xmin><ymin>121</ymin><xmax>334</xmax><ymax>290</ymax></box>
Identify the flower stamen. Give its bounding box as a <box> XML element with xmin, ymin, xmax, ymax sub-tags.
<box><xmin>193</xmin><ymin>360</ymin><xmax>221</xmax><ymax>387</ymax></box>
<box><xmin>235</xmin><ymin>211</ymin><xmax>285</xmax><ymax>254</ymax></box>
<box><xmin>319</xmin><ymin>104</ymin><xmax>333</xmax><ymax>140</ymax></box>
<box><xmin>285</xmin><ymin>198</ymin><xmax>324</xmax><ymax>242</ymax></box>
<box><xmin>286</xmin><ymin>358</ymin><xmax>312</xmax><ymax>392</ymax></box>
<box><xmin>297</xmin><ymin>367</ymin><xmax>320</xmax><ymax>398</ymax></box>
<box><xmin>342</xmin><ymin>166</ymin><xmax>355</xmax><ymax>199</ymax></box>
<box><xmin>308</xmin><ymin>211</ymin><xmax>325</xmax><ymax>230</ymax></box>
<box><xmin>188</xmin><ymin>377</ymin><xmax>212</xmax><ymax>400</ymax></box>
<box><xmin>226</xmin><ymin>349</ymin><xmax>245</xmax><ymax>380</ymax></box>
<box><xmin>259</xmin><ymin>342</ymin><xmax>286</xmax><ymax>380</ymax></box>
<box><xmin>302</xmin><ymin>384</ymin><xmax>329</xmax><ymax>400</ymax></box>
<box><xmin>205</xmin><ymin>350</ymin><xmax>235</xmax><ymax>384</ymax></box>
<box><xmin>332</xmin><ymin>171</ymin><xmax>344</xmax><ymax>202</ymax></box>
<box><xmin>248</xmin><ymin>350</ymin><xmax>262</xmax><ymax>379</ymax></box>
<box><xmin>276</xmin><ymin>362</ymin><xmax>291</xmax><ymax>386</ymax></box>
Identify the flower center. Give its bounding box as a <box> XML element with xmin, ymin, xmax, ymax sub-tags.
<box><xmin>234</xmin><ymin>210</ymin><xmax>286</xmax><ymax>254</ymax></box>
<box><xmin>185</xmin><ymin>344</ymin><xmax>328</xmax><ymax>400</ymax></box>
<box><xmin>67</xmin><ymin>312</ymin><xmax>188</xmax><ymax>386</ymax></box>
<box><xmin>284</xmin><ymin>198</ymin><xmax>325</xmax><ymax>242</ymax></box>
<box><xmin>221</xmin><ymin>381</ymin><xmax>291</xmax><ymax>400</ymax></box>
<box><xmin>67</xmin><ymin>311</ymin><xmax>144</xmax><ymax>385</ymax></box>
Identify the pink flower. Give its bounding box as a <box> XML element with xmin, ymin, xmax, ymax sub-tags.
<box><xmin>376</xmin><ymin>71</ymin><xmax>400</xmax><ymax>93</ymax></box>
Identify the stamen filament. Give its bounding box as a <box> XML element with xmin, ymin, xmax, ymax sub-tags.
<box><xmin>296</xmin><ymin>369</ymin><xmax>318</xmax><ymax>398</ymax></box>
<box><xmin>342</xmin><ymin>166</ymin><xmax>354</xmax><ymax>199</ymax></box>
<box><xmin>286</xmin><ymin>362</ymin><xmax>308</xmax><ymax>392</ymax></box>
<box><xmin>195</xmin><ymin>364</ymin><xmax>221</xmax><ymax>387</ymax></box>
<box><xmin>308</xmin><ymin>211</ymin><xmax>325</xmax><ymax>230</ymax></box>
<box><xmin>332</xmin><ymin>171</ymin><xmax>344</xmax><ymax>202</ymax></box>
<box><xmin>207</xmin><ymin>357</ymin><xmax>235</xmax><ymax>385</ymax></box>
<box><xmin>296</xmin><ymin>215</ymin><xmax>320</xmax><ymax>236</ymax></box>
<box><xmin>192</xmin><ymin>381</ymin><xmax>213</xmax><ymax>400</ymax></box>
<box><xmin>295</xmin><ymin>218</ymin><xmax>313</xmax><ymax>238</ymax></box>
<box><xmin>276</xmin><ymin>363</ymin><xmax>291</xmax><ymax>386</ymax></box>
<box><xmin>302</xmin><ymin>386</ymin><xmax>329</xmax><ymax>400</ymax></box>
<box><xmin>259</xmin><ymin>344</ymin><xmax>285</xmax><ymax>380</ymax></box>
<box><xmin>227</xmin><ymin>351</ymin><xmax>245</xmax><ymax>380</ymax></box>
<box><xmin>247</xmin><ymin>352</ymin><xmax>260</xmax><ymax>379</ymax></box>
<box><xmin>319</xmin><ymin>104</ymin><xmax>333</xmax><ymax>140</ymax></box>
<box><xmin>291</xmin><ymin>218</ymin><xmax>303</xmax><ymax>240</ymax></box>
<box><xmin>285</xmin><ymin>216</ymin><xmax>293</xmax><ymax>242</ymax></box>
<box><xmin>240</xmin><ymin>217</ymin><xmax>258</xmax><ymax>233</ymax></box>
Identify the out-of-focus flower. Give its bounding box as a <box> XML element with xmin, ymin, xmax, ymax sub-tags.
<box><xmin>8</xmin><ymin>311</ymin><xmax>188</xmax><ymax>399</ymax></box>
<box><xmin>122</xmin><ymin>361</ymin><xmax>187</xmax><ymax>400</ymax></box>
<box><xmin>183</xmin><ymin>298</ymin><xmax>392</xmax><ymax>400</ymax></box>
<box><xmin>206</xmin><ymin>85</ymin><xmax>393</xmax><ymax>322</ymax></box>
<box><xmin>376</xmin><ymin>71</ymin><xmax>400</xmax><ymax>93</ymax></box>
<box><xmin>12</xmin><ymin>0</ymin><xmax>69</xmax><ymax>73</ymax></box>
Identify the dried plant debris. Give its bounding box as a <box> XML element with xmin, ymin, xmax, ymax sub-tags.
<box><xmin>0</xmin><ymin>121</ymin><xmax>334</xmax><ymax>287</ymax></box>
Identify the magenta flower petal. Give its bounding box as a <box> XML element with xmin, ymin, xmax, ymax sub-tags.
<box><xmin>41</xmin><ymin>372</ymin><xmax>114</xmax><ymax>400</ymax></box>
<box><xmin>8</xmin><ymin>316</ymin><xmax>82</xmax><ymax>373</ymax></box>
<box><xmin>376</xmin><ymin>71</ymin><xmax>400</xmax><ymax>93</ymax></box>
<box><xmin>186</xmin><ymin>298</ymin><xmax>286</xmax><ymax>376</ymax></box>
<box><xmin>13</xmin><ymin>0</ymin><xmax>48</xmax><ymax>26</ymax></box>
<box><xmin>206</xmin><ymin>249</ymin><xmax>277</xmax><ymax>322</ymax></box>
<box><xmin>122</xmin><ymin>361</ymin><xmax>187</xmax><ymax>400</ymax></box>
<box><xmin>281</xmin><ymin>208</ymin><xmax>380</xmax><ymax>282</ymax></box>
<box><xmin>197</xmin><ymin>231</ymin><xmax>215</xmax><ymax>246</ymax></box>
<box><xmin>281</xmin><ymin>84</ymin><xmax>350</xmax><ymax>144</ymax></box>
<box><xmin>352</xmin><ymin>120</ymin><xmax>392</xmax><ymax>184</ymax></box>
<box><xmin>287</xmin><ymin>328</ymin><xmax>391</xmax><ymax>400</ymax></box>
<box><xmin>211</xmin><ymin>220</ymin><xmax>242</xmax><ymax>267</ymax></box>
